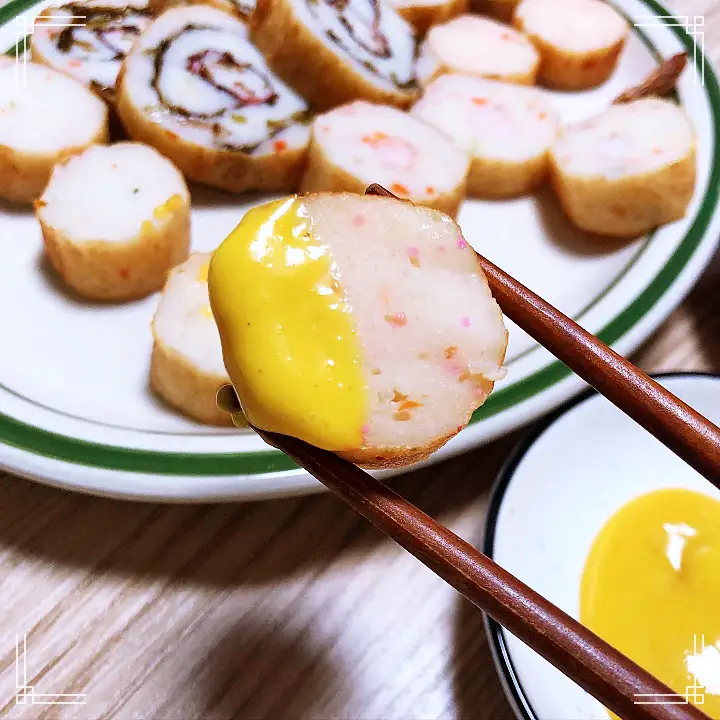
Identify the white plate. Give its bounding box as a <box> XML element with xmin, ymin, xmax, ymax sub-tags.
<box><xmin>0</xmin><ymin>0</ymin><xmax>718</xmax><ymax>502</ymax></box>
<box><xmin>483</xmin><ymin>372</ymin><xmax>720</xmax><ymax>720</ymax></box>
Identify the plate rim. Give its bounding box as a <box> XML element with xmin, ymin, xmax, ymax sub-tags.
<box><xmin>0</xmin><ymin>0</ymin><xmax>718</xmax><ymax>501</ymax></box>
<box><xmin>480</xmin><ymin>370</ymin><xmax>720</xmax><ymax>720</ymax></box>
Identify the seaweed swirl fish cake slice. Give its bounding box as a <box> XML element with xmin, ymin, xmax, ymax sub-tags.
<box><xmin>116</xmin><ymin>4</ymin><xmax>311</xmax><ymax>193</ymax></box>
<box><xmin>32</xmin><ymin>0</ymin><xmax>154</xmax><ymax>102</ymax></box>
<box><xmin>250</xmin><ymin>0</ymin><xmax>418</xmax><ymax>110</ymax></box>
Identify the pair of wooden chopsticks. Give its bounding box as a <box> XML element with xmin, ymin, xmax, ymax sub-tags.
<box><xmin>221</xmin><ymin>179</ymin><xmax>720</xmax><ymax>720</ymax></box>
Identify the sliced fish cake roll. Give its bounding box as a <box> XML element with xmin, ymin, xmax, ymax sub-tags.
<box><xmin>32</xmin><ymin>0</ymin><xmax>153</xmax><ymax>102</ymax></box>
<box><xmin>250</xmin><ymin>0</ymin><xmax>418</xmax><ymax>110</ymax></box>
<box><xmin>37</xmin><ymin>142</ymin><xmax>190</xmax><ymax>300</ymax></box>
<box><xmin>301</xmin><ymin>101</ymin><xmax>470</xmax><ymax>218</ymax></box>
<box><xmin>550</xmin><ymin>98</ymin><xmax>696</xmax><ymax>238</ymax></box>
<box><xmin>412</xmin><ymin>74</ymin><xmax>559</xmax><ymax>198</ymax></box>
<box><xmin>0</xmin><ymin>58</ymin><xmax>108</xmax><ymax>204</ymax></box>
<box><xmin>151</xmin><ymin>253</ymin><xmax>238</xmax><ymax>426</ymax></box>
<box><xmin>388</xmin><ymin>0</ymin><xmax>467</xmax><ymax>37</ymax></box>
<box><xmin>116</xmin><ymin>5</ymin><xmax>310</xmax><ymax>193</ymax></box>
<box><xmin>513</xmin><ymin>0</ymin><xmax>629</xmax><ymax>90</ymax></box>
<box><xmin>416</xmin><ymin>14</ymin><xmax>539</xmax><ymax>86</ymax></box>
<box><xmin>208</xmin><ymin>193</ymin><xmax>508</xmax><ymax>468</ymax></box>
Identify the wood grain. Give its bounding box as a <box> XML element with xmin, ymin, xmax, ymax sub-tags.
<box><xmin>1</xmin><ymin>3</ymin><xmax>719</xmax><ymax>718</ymax></box>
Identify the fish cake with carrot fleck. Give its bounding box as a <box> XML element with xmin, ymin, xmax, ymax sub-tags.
<box><xmin>416</xmin><ymin>15</ymin><xmax>539</xmax><ymax>86</ymax></box>
<box><xmin>412</xmin><ymin>74</ymin><xmax>559</xmax><ymax>198</ymax></box>
<box><xmin>208</xmin><ymin>192</ymin><xmax>508</xmax><ymax>468</ymax></box>
<box><xmin>550</xmin><ymin>98</ymin><xmax>696</xmax><ymax>238</ymax></box>
<box><xmin>36</xmin><ymin>142</ymin><xmax>190</xmax><ymax>301</ymax></box>
<box><xmin>301</xmin><ymin>101</ymin><xmax>470</xmax><ymax>218</ymax></box>
<box><xmin>513</xmin><ymin>0</ymin><xmax>629</xmax><ymax>90</ymax></box>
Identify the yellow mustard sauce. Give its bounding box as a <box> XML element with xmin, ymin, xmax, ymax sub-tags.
<box><xmin>580</xmin><ymin>488</ymin><xmax>720</xmax><ymax>719</ymax></box>
<box><xmin>208</xmin><ymin>196</ymin><xmax>367</xmax><ymax>450</ymax></box>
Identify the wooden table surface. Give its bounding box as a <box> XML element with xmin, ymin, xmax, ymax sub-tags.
<box><xmin>2</xmin><ymin>2</ymin><xmax>720</xmax><ymax>718</ymax></box>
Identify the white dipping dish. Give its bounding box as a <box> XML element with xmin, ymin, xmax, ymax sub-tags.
<box><xmin>483</xmin><ymin>373</ymin><xmax>720</xmax><ymax>720</ymax></box>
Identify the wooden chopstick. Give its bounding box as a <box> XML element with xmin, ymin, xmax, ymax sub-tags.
<box><xmin>364</xmin><ymin>184</ymin><xmax>720</xmax><ymax>483</ymax></box>
<box><xmin>255</xmin><ymin>426</ymin><xmax>710</xmax><ymax>720</ymax></box>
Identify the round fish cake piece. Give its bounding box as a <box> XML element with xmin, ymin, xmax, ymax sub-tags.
<box><xmin>550</xmin><ymin>98</ymin><xmax>696</xmax><ymax>238</ymax></box>
<box><xmin>250</xmin><ymin>0</ymin><xmax>418</xmax><ymax>110</ymax></box>
<box><xmin>513</xmin><ymin>0</ymin><xmax>629</xmax><ymax>90</ymax></box>
<box><xmin>32</xmin><ymin>0</ymin><xmax>153</xmax><ymax>102</ymax></box>
<box><xmin>208</xmin><ymin>192</ymin><xmax>508</xmax><ymax>468</ymax></box>
<box><xmin>116</xmin><ymin>5</ymin><xmax>311</xmax><ymax>194</ymax></box>
<box><xmin>301</xmin><ymin>101</ymin><xmax>471</xmax><ymax>218</ymax></box>
<box><xmin>416</xmin><ymin>14</ymin><xmax>539</xmax><ymax>86</ymax></box>
<box><xmin>412</xmin><ymin>74</ymin><xmax>559</xmax><ymax>198</ymax></box>
<box><xmin>37</xmin><ymin>142</ymin><xmax>190</xmax><ymax>300</ymax></box>
<box><xmin>0</xmin><ymin>58</ymin><xmax>108</xmax><ymax>204</ymax></box>
<box><xmin>388</xmin><ymin>0</ymin><xmax>468</xmax><ymax>37</ymax></box>
<box><xmin>151</xmin><ymin>253</ymin><xmax>237</xmax><ymax>426</ymax></box>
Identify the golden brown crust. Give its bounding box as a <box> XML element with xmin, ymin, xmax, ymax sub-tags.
<box><xmin>470</xmin><ymin>0</ymin><xmax>517</xmax><ymax>21</ymax></box>
<box><xmin>394</xmin><ymin>0</ymin><xmax>468</xmax><ymax>37</ymax></box>
<box><xmin>513</xmin><ymin>13</ymin><xmax>626</xmax><ymax>90</ymax></box>
<box><xmin>150</xmin><ymin>339</ymin><xmax>233</xmax><ymax>426</ymax></box>
<box><xmin>300</xmin><ymin>136</ymin><xmax>467</xmax><ymax>218</ymax></box>
<box><xmin>467</xmin><ymin>152</ymin><xmax>548</xmax><ymax>199</ymax></box>
<box><xmin>549</xmin><ymin>147</ymin><xmax>697</xmax><ymax>238</ymax></box>
<box><xmin>250</xmin><ymin>0</ymin><xmax>417</xmax><ymax>110</ymax></box>
<box><xmin>38</xmin><ymin>195</ymin><xmax>190</xmax><ymax>301</ymax></box>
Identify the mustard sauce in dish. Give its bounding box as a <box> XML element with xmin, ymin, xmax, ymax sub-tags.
<box><xmin>581</xmin><ymin>488</ymin><xmax>720</xmax><ymax>719</ymax></box>
<box><xmin>208</xmin><ymin>196</ymin><xmax>368</xmax><ymax>451</ymax></box>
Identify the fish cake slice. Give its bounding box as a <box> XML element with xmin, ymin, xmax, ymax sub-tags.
<box><xmin>37</xmin><ymin>142</ymin><xmax>190</xmax><ymax>300</ymax></box>
<box><xmin>412</xmin><ymin>74</ymin><xmax>559</xmax><ymax>198</ymax></box>
<box><xmin>116</xmin><ymin>5</ymin><xmax>310</xmax><ymax>194</ymax></box>
<box><xmin>416</xmin><ymin>14</ymin><xmax>539</xmax><ymax>86</ymax></box>
<box><xmin>513</xmin><ymin>0</ymin><xmax>629</xmax><ymax>90</ymax></box>
<box><xmin>0</xmin><ymin>58</ymin><xmax>108</xmax><ymax>204</ymax></box>
<box><xmin>32</xmin><ymin>0</ymin><xmax>153</xmax><ymax>102</ymax></box>
<box><xmin>151</xmin><ymin>253</ymin><xmax>237</xmax><ymax>426</ymax></box>
<box><xmin>550</xmin><ymin>98</ymin><xmax>696</xmax><ymax>238</ymax></box>
<box><xmin>250</xmin><ymin>0</ymin><xmax>418</xmax><ymax>110</ymax></box>
<box><xmin>208</xmin><ymin>192</ymin><xmax>508</xmax><ymax>468</ymax></box>
<box><xmin>301</xmin><ymin>101</ymin><xmax>470</xmax><ymax>218</ymax></box>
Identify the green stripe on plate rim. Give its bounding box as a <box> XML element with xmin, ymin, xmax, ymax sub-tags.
<box><xmin>0</xmin><ymin>0</ymin><xmax>717</xmax><ymax>475</ymax></box>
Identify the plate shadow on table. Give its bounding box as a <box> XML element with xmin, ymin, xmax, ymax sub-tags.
<box><xmin>0</xmin><ymin>434</ymin><xmax>518</xmax><ymax>587</ymax></box>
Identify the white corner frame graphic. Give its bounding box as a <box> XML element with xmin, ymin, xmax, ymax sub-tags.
<box><xmin>634</xmin><ymin>14</ymin><xmax>705</xmax><ymax>86</ymax></box>
<box><xmin>15</xmin><ymin>634</ymin><xmax>87</xmax><ymax>706</ymax></box>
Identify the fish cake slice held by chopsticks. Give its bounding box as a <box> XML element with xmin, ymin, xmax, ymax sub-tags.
<box><xmin>208</xmin><ymin>192</ymin><xmax>508</xmax><ymax>468</ymax></box>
